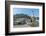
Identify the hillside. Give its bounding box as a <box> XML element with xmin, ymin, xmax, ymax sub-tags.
<box><xmin>14</xmin><ymin>14</ymin><xmax>31</xmax><ymax>19</ymax></box>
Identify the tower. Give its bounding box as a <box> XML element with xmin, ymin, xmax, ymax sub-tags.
<box><xmin>32</xmin><ymin>10</ymin><xmax>34</xmax><ymax>17</ymax></box>
<box><xmin>31</xmin><ymin>10</ymin><xmax>36</xmax><ymax>27</ymax></box>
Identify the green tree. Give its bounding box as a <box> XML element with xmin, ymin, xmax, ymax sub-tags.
<box><xmin>31</xmin><ymin>16</ymin><xmax>36</xmax><ymax>27</ymax></box>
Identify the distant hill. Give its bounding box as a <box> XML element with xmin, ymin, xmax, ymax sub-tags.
<box><xmin>14</xmin><ymin>14</ymin><xmax>31</xmax><ymax>19</ymax></box>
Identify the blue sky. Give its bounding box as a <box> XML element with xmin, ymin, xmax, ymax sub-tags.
<box><xmin>13</xmin><ymin>8</ymin><xmax>39</xmax><ymax>17</ymax></box>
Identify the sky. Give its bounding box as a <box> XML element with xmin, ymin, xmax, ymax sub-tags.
<box><xmin>13</xmin><ymin>8</ymin><xmax>39</xmax><ymax>17</ymax></box>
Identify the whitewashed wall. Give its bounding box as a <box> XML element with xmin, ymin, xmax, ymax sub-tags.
<box><xmin>0</xmin><ymin>0</ymin><xmax>46</xmax><ymax>36</ymax></box>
